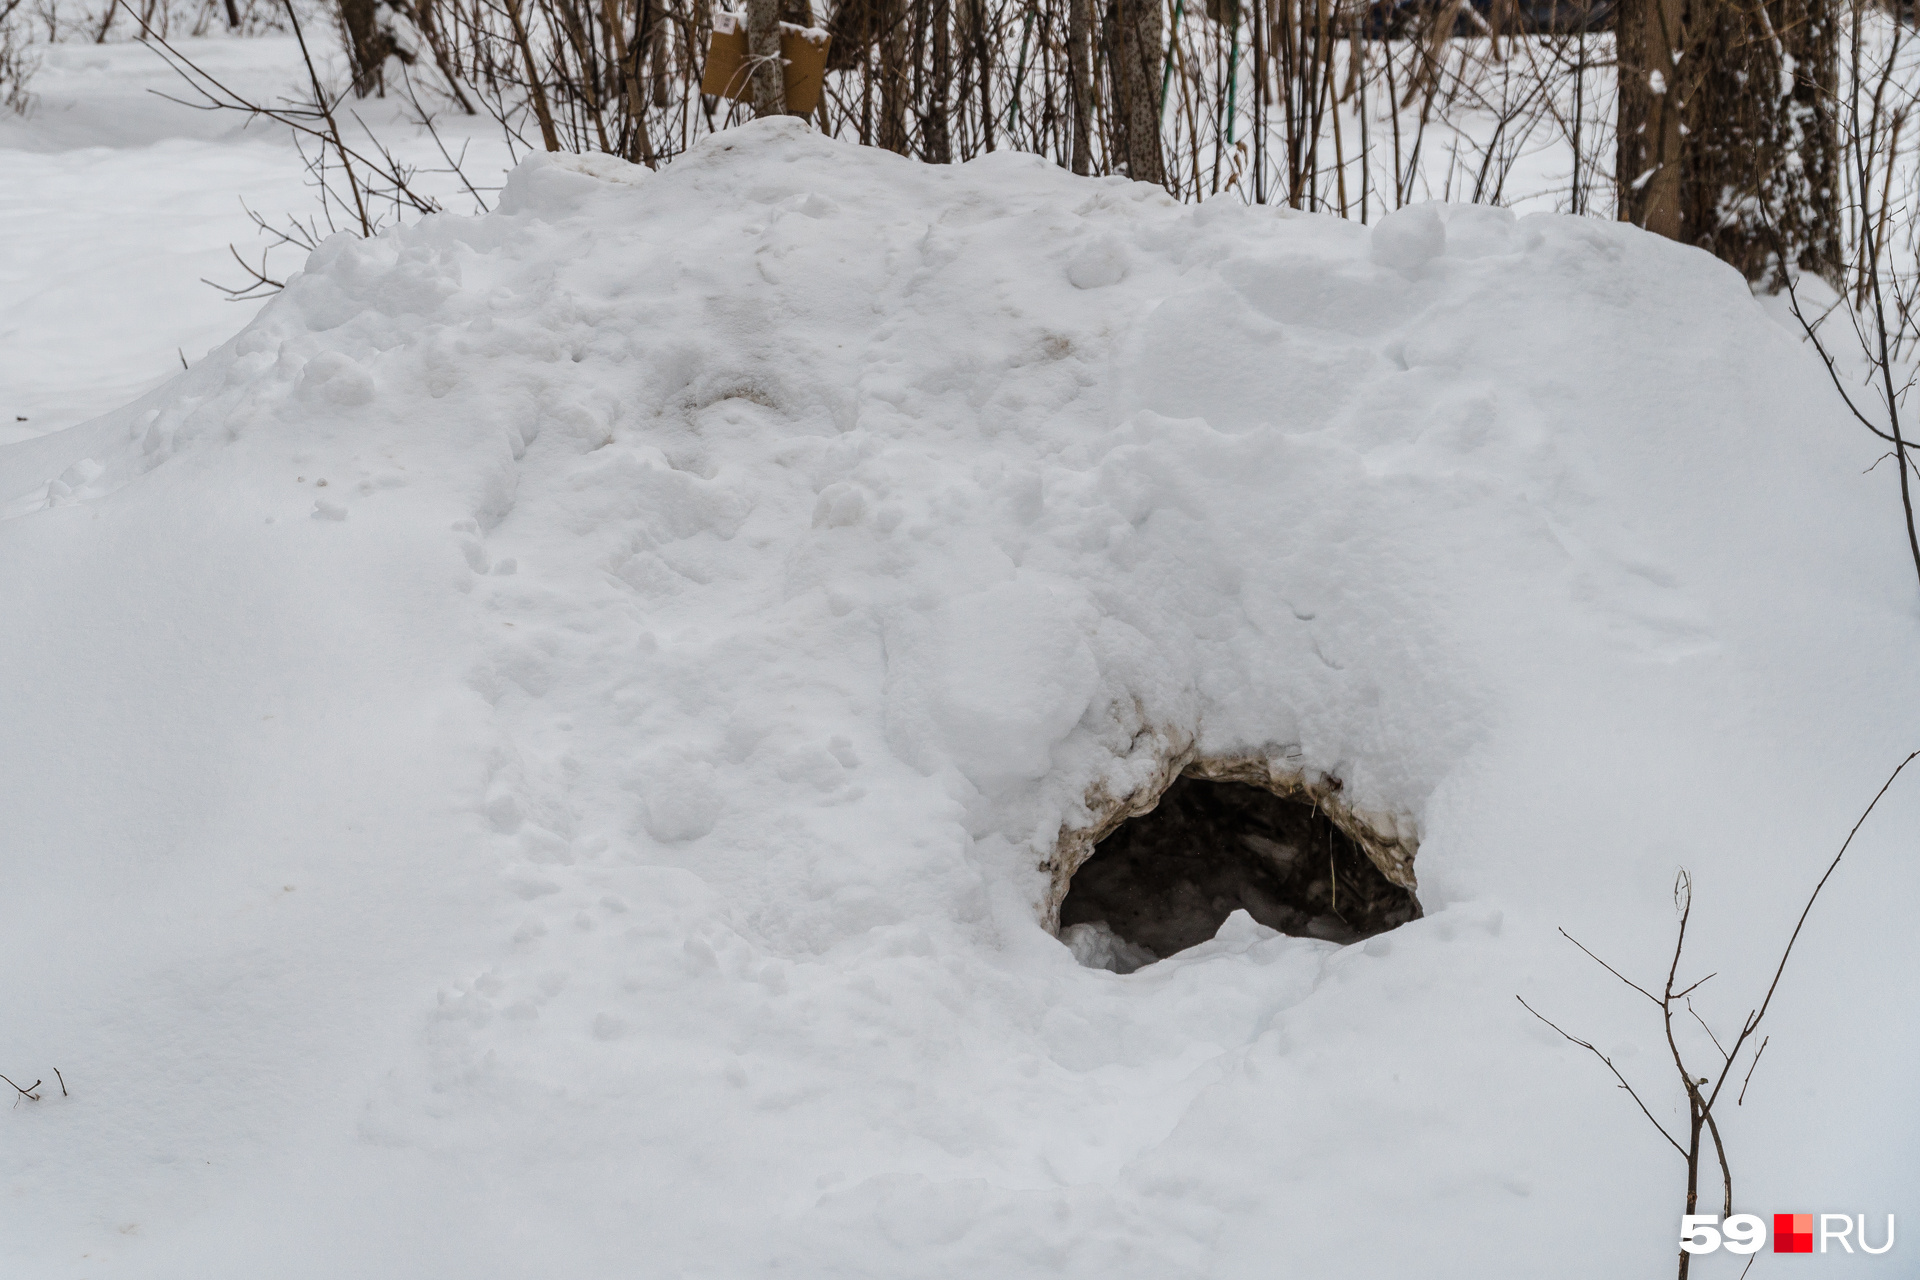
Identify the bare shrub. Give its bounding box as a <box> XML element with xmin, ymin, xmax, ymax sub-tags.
<box><xmin>1</xmin><ymin>1</ymin><xmax>39</xmax><ymax>115</ymax></box>
<box><xmin>1521</xmin><ymin>752</ymin><xmax>1918</xmax><ymax>1280</ymax></box>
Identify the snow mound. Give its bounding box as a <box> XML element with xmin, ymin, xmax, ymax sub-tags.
<box><xmin>3</xmin><ymin>119</ymin><xmax>1916</xmax><ymax>1277</ymax></box>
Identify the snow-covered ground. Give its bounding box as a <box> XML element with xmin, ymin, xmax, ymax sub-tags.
<box><xmin>0</xmin><ymin>36</ymin><xmax>506</xmax><ymax>446</ymax></box>
<box><xmin>2</xmin><ymin>36</ymin><xmax>1917</xmax><ymax>1280</ymax></box>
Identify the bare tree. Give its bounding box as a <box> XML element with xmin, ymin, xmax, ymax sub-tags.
<box><xmin>0</xmin><ymin>1</ymin><xmax>35</xmax><ymax>117</ymax></box>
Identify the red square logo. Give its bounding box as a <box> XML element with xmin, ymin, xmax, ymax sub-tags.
<box><xmin>1775</xmin><ymin>1213</ymin><xmax>1814</xmax><ymax>1253</ymax></box>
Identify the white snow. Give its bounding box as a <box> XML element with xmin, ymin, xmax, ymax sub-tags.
<box><xmin>1063</xmin><ymin>920</ymin><xmax>1158</xmax><ymax>974</ymax></box>
<box><xmin>0</xmin><ymin>36</ymin><xmax>507</xmax><ymax>445</ymax></box>
<box><xmin>2</xmin><ymin>108</ymin><xmax>1917</xmax><ymax>1278</ymax></box>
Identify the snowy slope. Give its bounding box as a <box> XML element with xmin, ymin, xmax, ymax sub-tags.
<box><xmin>2</xmin><ymin>120</ymin><xmax>1915</xmax><ymax>1277</ymax></box>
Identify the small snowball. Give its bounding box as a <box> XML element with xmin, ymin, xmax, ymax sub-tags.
<box><xmin>906</xmin><ymin>579</ymin><xmax>1099</xmax><ymax>790</ymax></box>
<box><xmin>775</xmin><ymin>743</ymin><xmax>846</xmax><ymax>791</ymax></box>
<box><xmin>1066</xmin><ymin>236</ymin><xmax>1129</xmax><ymax>290</ymax></box>
<box><xmin>1369</xmin><ymin>205</ymin><xmax>1448</xmax><ymax>276</ymax></box>
<box><xmin>487</xmin><ymin>793</ymin><xmax>524</xmax><ymax>834</ymax></box>
<box><xmin>58</xmin><ymin>458</ymin><xmax>103</xmax><ymax>490</ymax></box>
<box><xmin>1439</xmin><ymin>204</ymin><xmax>1518</xmax><ymax>260</ymax></box>
<box><xmin>812</xmin><ymin>483</ymin><xmax>867</xmax><ymax>529</ymax></box>
<box><xmin>784</xmin><ymin>192</ymin><xmax>838</xmax><ymax>219</ymax></box>
<box><xmin>1063</xmin><ymin>921</ymin><xmax>1158</xmax><ymax>974</ymax></box>
<box><xmin>295</xmin><ymin>351</ymin><xmax>376</xmax><ymax>406</ymax></box>
<box><xmin>641</xmin><ymin>761</ymin><xmax>722</xmax><ymax>842</ymax></box>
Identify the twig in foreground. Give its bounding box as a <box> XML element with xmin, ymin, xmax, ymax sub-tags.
<box><xmin>0</xmin><ymin>1073</ymin><xmax>41</xmax><ymax>1102</ymax></box>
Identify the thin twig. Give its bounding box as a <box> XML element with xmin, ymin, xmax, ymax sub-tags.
<box><xmin>1671</xmin><ymin>972</ymin><xmax>1717</xmax><ymax>1001</ymax></box>
<box><xmin>1737</xmin><ymin>1035</ymin><xmax>1768</xmax><ymax>1106</ymax></box>
<box><xmin>1557</xmin><ymin>927</ymin><xmax>1662</xmax><ymax>1004</ymax></box>
<box><xmin>0</xmin><ymin>1074</ymin><xmax>41</xmax><ymax>1101</ymax></box>
<box><xmin>1686</xmin><ymin>997</ymin><xmax>1731</xmax><ymax>1064</ymax></box>
<box><xmin>1714</xmin><ymin>749</ymin><xmax>1920</xmax><ymax>1108</ymax></box>
<box><xmin>1517</xmin><ymin>995</ymin><xmax>1687</xmax><ymax>1157</ymax></box>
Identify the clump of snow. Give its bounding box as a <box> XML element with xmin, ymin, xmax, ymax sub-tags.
<box><xmin>1062</xmin><ymin>920</ymin><xmax>1158</xmax><ymax>974</ymax></box>
<box><xmin>2</xmin><ymin>119</ymin><xmax>1917</xmax><ymax>1276</ymax></box>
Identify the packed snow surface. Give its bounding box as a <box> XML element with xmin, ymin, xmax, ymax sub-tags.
<box><xmin>3</xmin><ymin>119</ymin><xmax>1916</xmax><ymax>1277</ymax></box>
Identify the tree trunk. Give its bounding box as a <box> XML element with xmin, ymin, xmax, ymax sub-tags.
<box><xmin>606</xmin><ymin>0</ymin><xmax>654</xmax><ymax>163</ymax></box>
<box><xmin>1115</xmin><ymin>0</ymin><xmax>1164</xmax><ymax>184</ymax></box>
<box><xmin>748</xmin><ymin>0</ymin><xmax>789</xmax><ymax>117</ymax></box>
<box><xmin>1697</xmin><ymin>0</ymin><xmax>1843</xmax><ymax>285</ymax></box>
<box><xmin>927</xmin><ymin>0</ymin><xmax>952</xmax><ymax>162</ymax></box>
<box><xmin>339</xmin><ymin>0</ymin><xmax>407</xmax><ymax>96</ymax></box>
<box><xmin>971</xmin><ymin>0</ymin><xmax>995</xmax><ymax>151</ymax></box>
<box><xmin>1069</xmin><ymin>0</ymin><xmax>1093</xmax><ymax>174</ymax></box>
<box><xmin>1614</xmin><ymin>0</ymin><xmax>1685</xmax><ymax>237</ymax></box>
<box><xmin>878</xmin><ymin>0</ymin><xmax>910</xmax><ymax>151</ymax></box>
<box><xmin>651</xmin><ymin>10</ymin><xmax>670</xmax><ymax>109</ymax></box>
<box><xmin>1616</xmin><ymin>0</ymin><xmax>1840</xmax><ymax>290</ymax></box>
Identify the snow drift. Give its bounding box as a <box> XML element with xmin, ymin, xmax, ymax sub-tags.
<box><xmin>2</xmin><ymin>119</ymin><xmax>1916</xmax><ymax>1277</ymax></box>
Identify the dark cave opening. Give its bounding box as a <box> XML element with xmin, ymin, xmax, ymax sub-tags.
<box><xmin>1058</xmin><ymin>775</ymin><xmax>1423</xmax><ymax>971</ymax></box>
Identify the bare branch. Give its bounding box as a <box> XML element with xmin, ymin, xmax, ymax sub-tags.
<box><xmin>1671</xmin><ymin>972</ymin><xmax>1717</xmax><ymax>1001</ymax></box>
<box><xmin>1558</xmin><ymin>927</ymin><xmax>1662</xmax><ymax>1005</ymax></box>
<box><xmin>0</xmin><ymin>1073</ymin><xmax>41</xmax><ymax>1101</ymax></box>
<box><xmin>1517</xmin><ymin>995</ymin><xmax>1687</xmax><ymax>1158</ymax></box>
<box><xmin>1686</xmin><ymin>998</ymin><xmax>1731</xmax><ymax>1064</ymax></box>
<box><xmin>1701</xmin><ymin>1087</ymin><xmax>1733</xmax><ymax>1218</ymax></box>
<box><xmin>1709</xmin><ymin>750</ymin><xmax>1920</xmax><ymax>1110</ymax></box>
<box><xmin>1737</xmin><ymin>1035</ymin><xmax>1769</xmax><ymax>1106</ymax></box>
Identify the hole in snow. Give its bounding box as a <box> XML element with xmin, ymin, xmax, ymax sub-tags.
<box><xmin>1059</xmin><ymin>775</ymin><xmax>1422</xmax><ymax>973</ymax></box>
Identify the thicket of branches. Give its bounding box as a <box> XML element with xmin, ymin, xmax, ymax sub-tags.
<box><xmin>338</xmin><ymin>0</ymin><xmax>1625</xmax><ymax>211</ymax></box>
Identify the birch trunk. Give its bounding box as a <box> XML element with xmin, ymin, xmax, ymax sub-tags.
<box><xmin>1115</xmin><ymin>0</ymin><xmax>1164</xmax><ymax>184</ymax></box>
<box><xmin>747</xmin><ymin>0</ymin><xmax>789</xmax><ymax>117</ymax></box>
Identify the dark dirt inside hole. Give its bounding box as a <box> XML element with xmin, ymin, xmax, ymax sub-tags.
<box><xmin>1059</xmin><ymin>775</ymin><xmax>1422</xmax><ymax>960</ymax></box>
